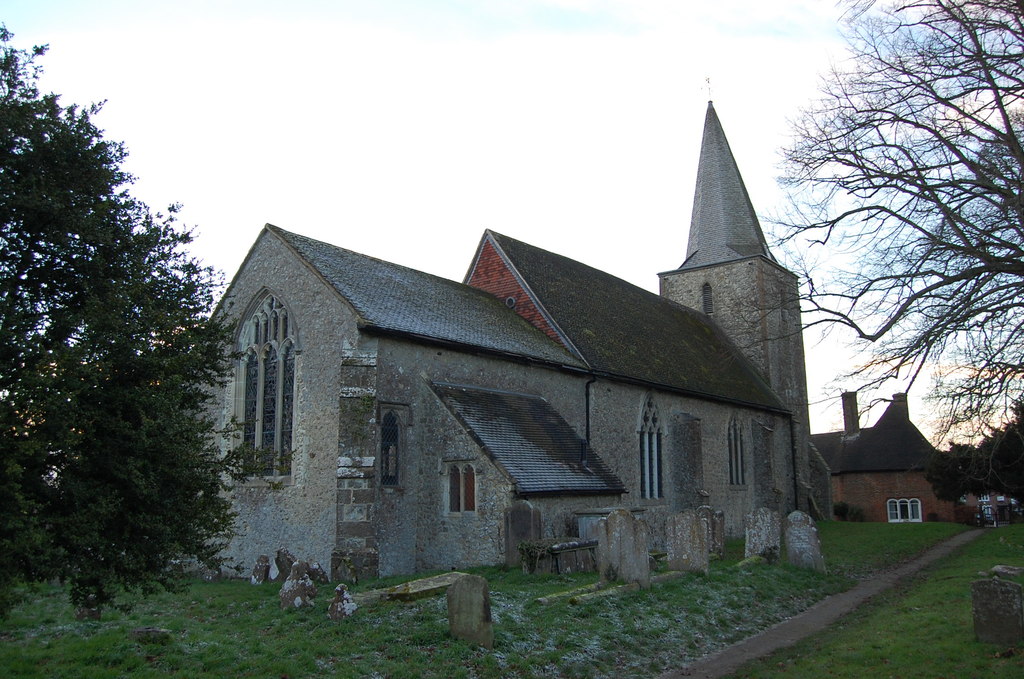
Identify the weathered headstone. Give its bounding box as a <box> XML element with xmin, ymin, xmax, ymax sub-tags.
<box><xmin>308</xmin><ymin>561</ymin><xmax>330</xmax><ymax>584</ymax></box>
<box><xmin>784</xmin><ymin>510</ymin><xmax>826</xmax><ymax>572</ymax></box>
<box><xmin>596</xmin><ymin>508</ymin><xmax>650</xmax><ymax>589</ymax></box>
<box><xmin>129</xmin><ymin>626</ymin><xmax>172</xmax><ymax>643</ymax></box>
<box><xmin>695</xmin><ymin>505</ymin><xmax>725</xmax><ymax>558</ymax></box>
<box><xmin>327</xmin><ymin>584</ymin><xmax>358</xmax><ymax>620</ymax></box>
<box><xmin>972</xmin><ymin>578</ymin><xmax>1024</xmax><ymax>645</ymax></box>
<box><xmin>251</xmin><ymin>555</ymin><xmax>271</xmax><ymax>585</ymax></box>
<box><xmin>744</xmin><ymin>508</ymin><xmax>781</xmax><ymax>563</ymax></box>
<box><xmin>504</xmin><ymin>500</ymin><xmax>542</xmax><ymax>567</ymax></box>
<box><xmin>666</xmin><ymin>509</ymin><xmax>709</xmax><ymax>574</ymax></box>
<box><xmin>274</xmin><ymin>548</ymin><xmax>297</xmax><ymax>583</ymax></box>
<box><xmin>446</xmin><ymin>574</ymin><xmax>493</xmax><ymax>649</ymax></box>
<box><xmin>279</xmin><ymin>561</ymin><xmax>318</xmax><ymax>609</ymax></box>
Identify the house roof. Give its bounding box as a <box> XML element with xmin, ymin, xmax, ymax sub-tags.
<box><xmin>480</xmin><ymin>231</ymin><xmax>785</xmax><ymax>411</ymax></box>
<box><xmin>431</xmin><ymin>382</ymin><xmax>626</xmax><ymax>496</ymax></box>
<box><xmin>266</xmin><ymin>225</ymin><xmax>583</xmax><ymax>368</ymax></box>
<box><xmin>672</xmin><ymin>101</ymin><xmax>775</xmax><ymax>271</ymax></box>
<box><xmin>812</xmin><ymin>397</ymin><xmax>937</xmax><ymax>474</ymax></box>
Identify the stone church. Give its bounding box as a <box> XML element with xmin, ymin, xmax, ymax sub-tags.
<box><xmin>214</xmin><ymin>102</ymin><xmax>830</xmax><ymax>580</ymax></box>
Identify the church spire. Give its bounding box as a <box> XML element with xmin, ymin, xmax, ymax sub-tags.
<box><xmin>678</xmin><ymin>101</ymin><xmax>775</xmax><ymax>270</ymax></box>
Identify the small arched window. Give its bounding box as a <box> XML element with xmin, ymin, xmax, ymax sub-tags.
<box><xmin>448</xmin><ymin>464</ymin><xmax>477</xmax><ymax>513</ymax></box>
<box><xmin>240</xmin><ymin>295</ymin><xmax>295</xmax><ymax>476</ymax></box>
<box><xmin>702</xmin><ymin>282</ymin><xmax>714</xmax><ymax>315</ymax></box>
<box><xmin>728</xmin><ymin>417</ymin><xmax>745</xmax><ymax>486</ymax></box>
<box><xmin>640</xmin><ymin>396</ymin><xmax>663</xmax><ymax>499</ymax></box>
<box><xmin>380</xmin><ymin>410</ymin><xmax>400</xmax><ymax>486</ymax></box>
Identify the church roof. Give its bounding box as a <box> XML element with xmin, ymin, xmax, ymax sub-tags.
<box><xmin>812</xmin><ymin>397</ymin><xmax>937</xmax><ymax>474</ymax></box>
<box><xmin>674</xmin><ymin>101</ymin><xmax>775</xmax><ymax>271</ymax></box>
<box><xmin>266</xmin><ymin>225</ymin><xmax>583</xmax><ymax>368</ymax></box>
<box><xmin>477</xmin><ymin>231</ymin><xmax>785</xmax><ymax>411</ymax></box>
<box><xmin>431</xmin><ymin>382</ymin><xmax>626</xmax><ymax>496</ymax></box>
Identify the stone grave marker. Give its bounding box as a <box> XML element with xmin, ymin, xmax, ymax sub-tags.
<box><xmin>250</xmin><ymin>555</ymin><xmax>271</xmax><ymax>585</ymax></box>
<box><xmin>596</xmin><ymin>508</ymin><xmax>651</xmax><ymax>589</ymax></box>
<box><xmin>666</xmin><ymin>509</ymin><xmax>709</xmax><ymax>574</ymax></box>
<box><xmin>446</xmin><ymin>574</ymin><xmax>493</xmax><ymax>649</ymax></box>
<box><xmin>744</xmin><ymin>507</ymin><xmax>781</xmax><ymax>563</ymax></box>
<box><xmin>274</xmin><ymin>548</ymin><xmax>297</xmax><ymax>582</ymax></box>
<box><xmin>784</xmin><ymin>510</ymin><xmax>826</xmax><ymax>572</ymax></box>
<box><xmin>279</xmin><ymin>561</ymin><xmax>317</xmax><ymax>609</ymax></box>
<box><xmin>308</xmin><ymin>561</ymin><xmax>330</xmax><ymax>584</ymax></box>
<box><xmin>327</xmin><ymin>584</ymin><xmax>358</xmax><ymax>620</ymax></box>
<box><xmin>972</xmin><ymin>578</ymin><xmax>1024</xmax><ymax>645</ymax></box>
<box><xmin>695</xmin><ymin>505</ymin><xmax>725</xmax><ymax>558</ymax></box>
<box><xmin>504</xmin><ymin>500</ymin><xmax>542</xmax><ymax>567</ymax></box>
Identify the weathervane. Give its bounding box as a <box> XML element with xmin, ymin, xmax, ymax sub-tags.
<box><xmin>704</xmin><ymin>77</ymin><xmax>713</xmax><ymax>101</ymax></box>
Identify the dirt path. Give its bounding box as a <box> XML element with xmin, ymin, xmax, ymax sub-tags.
<box><xmin>659</xmin><ymin>528</ymin><xmax>985</xmax><ymax>679</ymax></box>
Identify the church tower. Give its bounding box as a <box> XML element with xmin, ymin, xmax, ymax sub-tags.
<box><xmin>659</xmin><ymin>101</ymin><xmax>818</xmax><ymax>514</ymax></box>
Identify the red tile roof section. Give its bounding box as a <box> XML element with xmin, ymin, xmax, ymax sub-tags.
<box><xmin>467</xmin><ymin>238</ymin><xmax>566</xmax><ymax>348</ymax></box>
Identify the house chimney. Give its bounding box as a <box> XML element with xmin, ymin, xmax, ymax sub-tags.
<box><xmin>842</xmin><ymin>391</ymin><xmax>860</xmax><ymax>436</ymax></box>
<box><xmin>890</xmin><ymin>393</ymin><xmax>909</xmax><ymax>419</ymax></box>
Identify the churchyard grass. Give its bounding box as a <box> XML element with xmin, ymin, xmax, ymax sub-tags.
<box><xmin>729</xmin><ymin>524</ymin><xmax>1024</xmax><ymax>678</ymax></box>
<box><xmin>0</xmin><ymin>521</ymin><xmax>977</xmax><ymax>678</ymax></box>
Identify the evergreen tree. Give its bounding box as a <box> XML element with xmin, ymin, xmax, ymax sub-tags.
<box><xmin>0</xmin><ymin>27</ymin><xmax>243</xmax><ymax>615</ymax></box>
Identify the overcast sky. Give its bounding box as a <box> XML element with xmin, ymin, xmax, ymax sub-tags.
<box><xmin>7</xmin><ymin>1</ymin><xmax>924</xmax><ymax>436</ymax></box>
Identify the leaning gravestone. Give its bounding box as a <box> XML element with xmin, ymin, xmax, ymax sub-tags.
<box><xmin>784</xmin><ymin>510</ymin><xmax>826</xmax><ymax>573</ymax></box>
<box><xmin>972</xmin><ymin>578</ymin><xmax>1024</xmax><ymax>645</ymax></box>
<box><xmin>274</xmin><ymin>548</ymin><xmax>297</xmax><ymax>583</ymax></box>
<box><xmin>308</xmin><ymin>561</ymin><xmax>330</xmax><ymax>584</ymax></box>
<box><xmin>447</xmin><ymin>574</ymin><xmax>493</xmax><ymax>649</ymax></box>
<box><xmin>744</xmin><ymin>508</ymin><xmax>781</xmax><ymax>563</ymax></box>
<box><xmin>279</xmin><ymin>561</ymin><xmax>318</xmax><ymax>609</ymax></box>
<box><xmin>596</xmin><ymin>508</ymin><xmax>651</xmax><ymax>589</ymax></box>
<box><xmin>696</xmin><ymin>505</ymin><xmax>725</xmax><ymax>558</ymax></box>
<box><xmin>327</xmin><ymin>584</ymin><xmax>358</xmax><ymax>620</ymax></box>
<box><xmin>251</xmin><ymin>555</ymin><xmax>271</xmax><ymax>585</ymax></box>
<box><xmin>504</xmin><ymin>500</ymin><xmax>542</xmax><ymax>567</ymax></box>
<box><xmin>666</xmin><ymin>509</ymin><xmax>709</xmax><ymax>574</ymax></box>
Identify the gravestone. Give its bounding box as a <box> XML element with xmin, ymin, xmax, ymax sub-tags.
<box><xmin>504</xmin><ymin>500</ymin><xmax>542</xmax><ymax>567</ymax></box>
<box><xmin>695</xmin><ymin>505</ymin><xmax>725</xmax><ymax>558</ymax></box>
<box><xmin>308</xmin><ymin>561</ymin><xmax>330</xmax><ymax>584</ymax></box>
<box><xmin>327</xmin><ymin>584</ymin><xmax>358</xmax><ymax>620</ymax></box>
<box><xmin>251</xmin><ymin>555</ymin><xmax>271</xmax><ymax>585</ymax></box>
<box><xmin>446</xmin><ymin>574</ymin><xmax>493</xmax><ymax>649</ymax></box>
<box><xmin>744</xmin><ymin>508</ymin><xmax>781</xmax><ymax>563</ymax></box>
<box><xmin>972</xmin><ymin>578</ymin><xmax>1024</xmax><ymax>645</ymax></box>
<box><xmin>666</xmin><ymin>509</ymin><xmax>709</xmax><ymax>574</ymax></box>
<box><xmin>784</xmin><ymin>510</ymin><xmax>826</xmax><ymax>572</ymax></box>
<box><xmin>279</xmin><ymin>561</ymin><xmax>318</xmax><ymax>609</ymax></box>
<box><xmin>274</xmin><ymin>548</ymin><xmax>297</xmax><ymax>583</ymax></box>
<box><xmin>596</xmin><ymin>508</ymin><xmax>651</xmax><ymax>589</ymax></box>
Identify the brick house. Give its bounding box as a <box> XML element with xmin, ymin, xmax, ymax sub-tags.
<box><xmin>812</xmin><ymin>392</ymin><xmax>957</xmax><ymax>523</ymax></box>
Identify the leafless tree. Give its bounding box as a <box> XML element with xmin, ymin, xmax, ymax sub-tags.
<box><xmin>779</xmin><ymin>0</ymin><xmax>1024</xmax><ymax>435</ymax></box>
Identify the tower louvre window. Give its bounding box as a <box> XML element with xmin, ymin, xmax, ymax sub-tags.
<box><xmin>702</xmin><ymin>282</ymin><xmax>714</xmax><ymax>315</ymax></box>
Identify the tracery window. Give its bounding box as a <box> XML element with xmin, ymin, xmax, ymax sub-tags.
<box><xmin>380</xmin><ymin>410</ymin><xmax>400</xmax><ymax>486</ymax></box>
<box><xmin>640</xmin><ymin>396</ymin><xmax>663</xmax><ymax>499</ymax></box>
<box><xmin>887</xmin><ymin>498</ymin><xmax>922</xmax><ymax>523</ymax></box>
<box><xmin>448</xmin><ymin>464</ymin><xmax>476</xmax><ymax>513</ymax></box>
<box><xmin>240</xmin><ymin>295</ymin><xmax>295</xmax><ymax>476</ymax></box>
<box><xmin>728</xmin><ymin>417</ymin><xmax>745</xmax><ymax>486</ymax></box>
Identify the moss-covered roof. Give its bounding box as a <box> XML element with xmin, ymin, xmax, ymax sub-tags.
<box><xmin>486</xmin><ymin>231</ymin><xmax>784</xmax><ymax>410</ymax></box>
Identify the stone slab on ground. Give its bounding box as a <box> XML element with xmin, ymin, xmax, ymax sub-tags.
<box><xmin>353</xmin><ymin>571</ymin><xmax>470</xmax><ymax>605</ymax></box>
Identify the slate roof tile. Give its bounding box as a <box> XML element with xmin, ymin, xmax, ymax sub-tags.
<box><xmin>432</xmin><ymin>382</ymin><xmax>625</xmax><ymax>496</ymax></box>
<box><xmin>812</xmin><ymin>399</ymin><xmax>937</xmax><ymax>474</ymax></box>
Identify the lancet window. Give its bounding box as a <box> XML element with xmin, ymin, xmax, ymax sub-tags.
<box><xmin>728</xmin><ymin>417</ymin><xmax>745</xmax><ymax>486</ymax></box>
<box><xmin>640</xmin><ymin>396</ymin><xmax>663</xmax><ymax>499</ymax></box>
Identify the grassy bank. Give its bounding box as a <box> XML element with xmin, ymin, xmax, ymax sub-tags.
<box><xmin>0</xmin><ymin>522</ymin><xmax>969</xmax><ymax>678</ymax></box>
<box><xmin>729</xmin><ymin>523</ymin><xmax>1024</xmax><ymax>678</ymax></box>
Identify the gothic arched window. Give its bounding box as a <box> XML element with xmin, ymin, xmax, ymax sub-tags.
<box><xmin>728</xmin><ymin>417</ymin><xmax>745</xmax><ymax>486</ymax></box>
<box><xmin>640</xmin><ymin>396</ymin><xmax>663</xmax><ymax>499</ymax></box>
<box><xmin>240</xmin><ymin>295</ymin><xmax>295</xmax><ymax>476</ymax></box>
